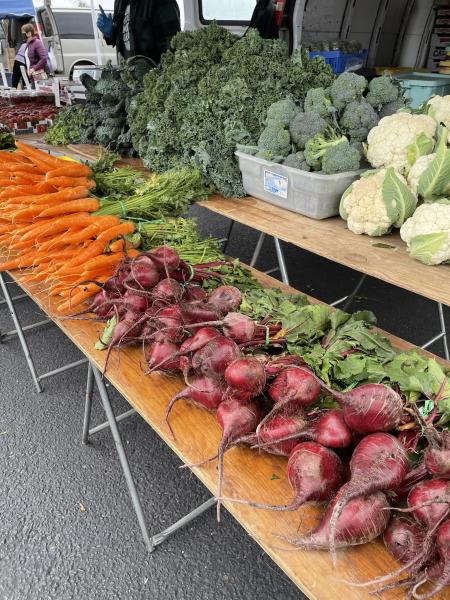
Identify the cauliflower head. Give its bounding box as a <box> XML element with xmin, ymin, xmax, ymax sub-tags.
<box><xmin>339</xmin><ymin>167</ymin><xmax>417</xmax><ymax>236</ymax></box>
<box><xmin>427</xmin><ymin>95</ymin><xmax>450</xmax><ymax>134</ymax></box>
<box><xmin>366</xmin><ymin>113</ymin><xmax>437</xmax><ymax>173</ymax></box>
<box><xmin>406</xmin><ymin>153</ymin><xmax>436</xmax><ymax>194</ymax></box>
<box><xmin>400</xmin><ymin>200</ymin><xmax>450</xmax><ymax>265</ymax></box>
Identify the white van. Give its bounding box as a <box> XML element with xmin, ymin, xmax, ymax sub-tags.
<box><xmin>0</xmin><ymin>6</ymin><xmax>116</xmax><ymax>80</ymax></box>
<box><xmin>34</xmin><ymin>6</ymin><xmax>117</xmax><ymax>78</ymax></box>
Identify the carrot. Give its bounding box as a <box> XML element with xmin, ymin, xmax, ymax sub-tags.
<box><xmin>37</xmin><ymin>198</ymin><xmax>100</xmax><ymax>218</ymax></box>
<box><xmin>20</xmin><ymin>214</ymin><xmax>93</xmax><ymax>242</ymax></box>
<box><xmin>45</xmin><ymin>163</ymin><xmax>92</xmax><ymax>179</ymax></box>
<box><xmin>8</xmin><ymin>185</ymin><xmax>90</xmax><ymax>208</ymax></box>
<box><xmin>14</xmin><ymin>141</ymin><xmax>65</xmax><ymax>168</ymax></box>
<box><xmin>46</xmin><ymin>176</ymin><xmax>95</xmax><ymax>188</ymax></box>
<box><xmin>56</xmin><ymin>284</ymin><xmax>103</xmax><ymax>313</ymax></box>
<box><xmin>0</xmin><ymin>182</ymin><xmax>57</xmax><ymax>199</ymax></box>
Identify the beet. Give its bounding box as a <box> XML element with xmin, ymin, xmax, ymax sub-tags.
<box><xmin>411</xmin><ymin>519</ymin><xmax>450</xmax><ymax>599</ymax></box>
<box><xmin>191</xmin><ymin>336</ymin><xmax>241</xmax><ymax>380</ymax></box>
<box><xmin>224</xmin><ymin>357</ymin><xmax>266</xmax><ymax>400</ymax></box>
<box><xmin>165</xmin><ymin>375</ymin><xmax>224</xmax><ymax>436</ymax></box>
<box><xmin>121</xmin><ymin>291</ymin><xmax>149</xmax><ymax>314</ymax></box>
<box><xmin>207</xmin><ymin>285</ymin><xmax>242</xmax><ymax>313</ymax></box>
<box><xmin>148</xmin><ymin>245</ymin><xmax>180</xmax><ymax>272</ymax></box>
<box><xmin>179</xmin><ymin>302</ymin><xmax>223</xmax><ymax>326</ymax></box>
<box><xmin>328</xmin><ymin>433</ymin><xmax>409</xmax><ymax>563</ymax></box>
<box><xmin>155</xmin><ymin>305</ymin><xmax>183</xmax><ymax>343</ymax></box>
<box><xmin>407</xmin><ymin>479</ymin><xmax>450</xmax><ymax>529</ymax></box>
<box><xmin>179</xmin><ymin>327</ymin><xmax>221</xmax><ymax>355</ymax></box>
<box><xmin>256</xmin><ymin>367</ymin><xmax>321</xmax><ymax>436</ymax></box>
<box><xmin>287</xmin><ymin>490</ymin><xmax>390</xmax><ymax>551</ymax></box>
<box><xmin>222</xmin><ymin>312</ymin><xmax>256</xmax><ymax>344</ymax></box>
<box><xmin>255</xmin><ymin>410</ymin><xmax>307</xmax><ymax>455</ymax></box>
<box><xmin>126</xmin><ymin>256</ymin><xmax>160</xmax><ymax>290</ymax></box>
<box><xmin>183</xmin><ymin>285</ymin><xmax>207</xmax><ymax>303</ymax></box>
<box><xmin>383</xmin><ymin>517</ymin><xmax>426</xmax><ymax>565</ymax></box>
<box><xmin>323</xmin><ymin>382</ymin><xmax>404</xmax><ymax>434</ymax></box>
<box><xmin>264</xmin><ymin>355</ymin><xmax>305</xmax><ymax>377</ymax></box>
<box><xmin>425</xmin><ymin>432</ymin><xmax>450</xmax><ymax>479</ymax></box>
<box><xmin>145</xmin><ymin>339</ymin><xmax>180</xmax><ymax>372</ymax></box>
<box><xmin>152</xmin><ymin>278</ymin><xmax>183</xmax><ymax>304</ymax></box>
<box><xmin>216</xmin><ymin>397</ymin><xmax>263</xmax><ymax>521</ymax></box>
<box><xmin>222</xmin><ymin>442</ymin><xmax>343</xmax><ymax>512</ymax></box>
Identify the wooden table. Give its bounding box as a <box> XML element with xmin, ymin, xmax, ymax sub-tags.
<box><xmin>3</xmin><ymin>260</ymin><xmax>448</xmax><ymax>600</ymax></box>
<box><xmin>198</xmin><ymin>195</ymin><xmax>449</xmax><ymax>308</ymax></box>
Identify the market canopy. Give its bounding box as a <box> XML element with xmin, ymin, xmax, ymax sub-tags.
<box><xmin>0</xmin><ymin>0</ymin><xmax>35</xmax><ymax>19</ymax></box>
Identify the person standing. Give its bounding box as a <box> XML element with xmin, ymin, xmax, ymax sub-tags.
<box><xmin>12</xmin><ymin>42</ymin><xmax>27</xmax><ymax>88</ymax></box>
<box><xmin>21</xmin><ymin>24</ymin><xmax>48</xmax><ymax>82</ymax></box>
<box><xmin>97</xmin><ymin>0</ymin><xmax>181</xmax><ymax>64</ymax></box>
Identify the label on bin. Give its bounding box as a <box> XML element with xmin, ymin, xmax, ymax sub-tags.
<box><xmin>264</xmin><ymin>170</ymin><xmax>288</xmax><ymax>198</ymax></box>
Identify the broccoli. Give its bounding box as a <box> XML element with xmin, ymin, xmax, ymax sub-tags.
<box><xmin>322</xmin><ymin>140</ymin><xmax>361</xmax><ymax>173</ymax></box>
<box><xmin>304</xmin><ymin>129</ymin><xmax>350</xmax><ymax>171</ymax></box>
<box><xmin>255</xmin><ymin>150</ymin><xmax>285</xmax><ymax>163</ymax></box>
<box><xmin>236</xmin><ymin>143</ymin><xmax>259</xmax><ymax>155</ymax></box>
<box><xmin>378</xmin><ymin>98</ymin><xmax>407</xmax><ymax>119</ymax></box>
<box><xmin>366</xmin><ymin>75</ymin><xmax>400</xmax><ymax>108</ymax></box>
<box><xmin>257</xmin><ymin>122</ymin><xmax>292</xmax><ymax>160</ymax></box>
<box><xmin>266</xmin><ymin>97</ymin><xmax>301</xmax><ymax>127</ymax></box>
<box><xmin>283</xmin><ymin>151</ymin><xmax>311</xmax><ymax>171</ymax></box>
<box><xmin>304</xmin><ymin>87</ymin><xmax>335</xmax><ymax>118</ymax></box>
<box><xmin>329</xmin><ymin>72</ymin><xmax>368</xmax><ymax>110</ymax></box>
<box><xmin>289</xmin><ymin>111</ymin><xmax>328</xmax><ymax>149</ymax></box>
<box><xmin>339</xmin><ymin>99</ymin><xmax>379</xmax><ymax>142</ymax></box>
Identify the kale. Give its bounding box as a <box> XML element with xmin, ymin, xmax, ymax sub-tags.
<box><xmin>127</xmin><ymin>24</ymin><xmax>333</xmax><ymax>197</ymax></box>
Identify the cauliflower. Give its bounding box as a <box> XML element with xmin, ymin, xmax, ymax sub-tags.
<box><xmin>266</xmin><ymin>97</ymin><xmax>301</xmax><ymax>127</ymax></box>
<box><xmin>406</xmin><ymin>153</ymin><xmax>435</xmax><ymax>193</ymax></box>
<box><xmin>339</xmin><ymin>99</ymin><xmax>379</xmax><ymax>142</ymax></box>
<box><xmin>366</xmin><ymin>112</ymin><xmax>437</xmax><ymax>173</ymax></box>
<box><xmin>329</xmin><ymin>72</ymin><xmax>368</xmax><ymax>110</ymax></box>
<box><xmin>339</xmin><ymin>167</ymin><xmax>417</xmax><ymax>236</ymax></box>
<box><xmin>304</xmin><ymin>87</ymin><xmax>335</xmax><ymax>118</ymax></box>
<box><xmin>427</xmin><ymin>95</ymin><xmax>450</xmax><ymax>135</ymax></box>
<box><xmin>283</xmin><ymin>151</ymin><xmax>311</xmax><ymax>171</ymax></box>
<box><xmin>366</xmin><ymin>76</ymin><xmax>400</xmax><ymax>108</ymax></box>
<box><xmin>400</xmin><ymin>200</ymin><xmax>450</xmax><ymax>265</ymax></box>
<box><xmin>289</xmin><ymin>111</ymin><xmax>328</xmax><ymax>149</ymax></box>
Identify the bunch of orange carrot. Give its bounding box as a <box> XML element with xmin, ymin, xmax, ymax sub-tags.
<box><xmin>0</xmin><ymin>141</ymin><xmax>138</xmax><ymax>313</ymax></box>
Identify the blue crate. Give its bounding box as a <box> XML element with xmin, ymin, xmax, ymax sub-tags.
<box><xmin>308</xmin><ymin>49</ymin><xmax>368</xmax><ymax>74</ymax></box>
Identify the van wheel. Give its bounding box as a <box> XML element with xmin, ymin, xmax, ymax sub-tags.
<box><xmin>69</xmin><ymin>61</ymin><xmax>95</xmax><ymax>81</ymax></box>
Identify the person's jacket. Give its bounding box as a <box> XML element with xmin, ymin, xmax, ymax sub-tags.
<box><xmin>107</xmin><ymin>0</ymin><xmax>180</xmax><ymax>64</ymax></box>
<box><xmin>26</xmin><ymin>37</ymin><xmax>48</xmax><ymax>72</ymax></box>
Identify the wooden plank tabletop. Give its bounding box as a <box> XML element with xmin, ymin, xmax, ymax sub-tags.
<box><xmin>5</xmin><ymin>263</ymin><xmax>448</xmax><ymax>600</ymax></box>
<box><xmin>198</xmin><ymin>195</ymin><xmax>450</xmax><ymax>307</ymax></box>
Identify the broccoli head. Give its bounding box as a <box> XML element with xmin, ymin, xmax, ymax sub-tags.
<box><xmin>339</xmin><ymin>99</ymin><xmax>379</xmax><ymax>142</ymax></box>
<box><xmin>236</xmin><ymin>143</ymin><xmax>259</xmax><ymax>155</ymax></box>
<box><xmin>329</xmin><ymin>72</ymin><xmax>368</xmax><ymax>110</ymax></box>
<box><xmin>266</xmin><ymin>97</ymin><xmax>301</xmax><ymax>127</ymax></box>
<box><xmin>304</xmin><ymin>129</ymin><xmax>351</xmax><ymax>171</ymax></box>
<box><xmin>283</xmin><ymin>151</ymin><xmax>311</xmax><ymax>171</ymax></box>
<box><xmin>366</xmin><ymin>75</ymin><xmax>400</xmax><ymax>108</ymax></box>
<box><xmin>322</xmin><ymin>139</ymin><xmax>361</xmax><ymax>173</ymax></box>
<box><xmin>257</xmin><ymin>123</ymin><xmax>291</xmax><ymax>160</ymax></box>
<box><xmin>289</xmin><ymin>111</ymin><xmax>328</xmax><ymax>149</ymax></box>
<box><xmin>304</xmin><ymin>87</ymin><xmax>335</xmax><ymax>118</ymax></box>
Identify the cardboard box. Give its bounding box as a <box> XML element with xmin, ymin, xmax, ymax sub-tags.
<box><xmin>427</xmin><ymin>33</ymin><xmax>450</xmax><ymax>70</ymax></box>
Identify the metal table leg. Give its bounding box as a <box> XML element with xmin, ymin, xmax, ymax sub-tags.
<box><xmin>151</xmin><ymin>497</ymin><xmax>216</xmax><ymax>548</ymax></box>
<box><xmin>330</xmin><ymin>274</ymin><xmax>368</xmax><ymax>310</ymax></box>
<box><xmin>0</xmin><ymin>273</ymin><xmax>42</xmax><ymax>393</ymax></box>
<box><xmin>82</xmin><ymin>363</ymin><xmax>94</xmax><ymax>445</ymax></box>
<box><xmin>221</xmin><ymin>219</ymin><xmax>235</xmax><ymax>254</ymax></box>
<box><xmin>421</xmin><ymin>302</ymin><xmax>449</xmax><ymax>361</ymax></box>
<box><xmin>90</xmin><ymin>364</ymin><xmax>154</xmax><ymax>553</ymax></box>
<box><xmin>250</xmin><ymin>232</ymin><xmax>266</xmax><ymax>268</ymax></box>
<box><xmin>274</xmin><ymin>238</ymin><xmax>290</xmax><ymax>286</ymax></box>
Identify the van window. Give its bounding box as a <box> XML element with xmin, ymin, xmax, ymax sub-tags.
<box><xmin>39</xmin><ymin>9</ymin><xmax>55</xmax><ymax>37</ymax></box>
<box><xmin>200</xmin><ymin>0</ymin><xmax>256</xmax><ymax>23</ymax></box>
<box><xmin>53</xmin><ymin>13</ymin><xmax>94</xmax><ymax>39</ymax></box>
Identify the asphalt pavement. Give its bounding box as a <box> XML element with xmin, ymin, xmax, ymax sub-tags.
<box><xmin>0</xmin><ymin>204</ymin><xmax>448</xmax><ymax>600</ymax></box>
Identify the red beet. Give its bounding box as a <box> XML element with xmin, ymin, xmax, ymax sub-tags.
<box><xmin>425</xmin><ymin>432</ymin><xmax>450</xmax><ymax>479</ymax></box>
<box><xmin>148</xmin><ymin>245</ymin><xmax>180</xmax><ymax>272</ymax></box>
<box><xmin>287</xmin><ymin>490</ymin><xmax>390</xmax><ymax>550</ymax></box>
<box><xmin>179</xmin><ymin>327</ymin><xmax>221</xmax><ymax>355</ymax></box>
<box><xmin>126</xmin><ymin>256</ymin><xmax>160</xmax><ymax>289</ymax></box>
<box><xmin>155</xmin><ymin>305</ymin><xmax>183</xmax><ymax>343</ymax></box>
<box><xmin>264</xmin><ymin>355</ymin><xmax>305</xmax><ymax>377</ymax></box>
<box><xmin>121</xmin><ymin>291</ymin><xmax>149</xmax><ymax>314</ymax></box>
<box><xmin>183</xmin><ymin>285</ymin><xmax>207</xmax><ymax>303</ymax></box>
<box><xmin>224</xmin><ymin>357</ymin><xmax>266</xmax><ymax>400</ymax></box>
<box><xmin>256</xmin><ymin>367</ymin><xmax>321</xmax><ymax>436</ymax></box>
<box><xmin>216</xmin><ymin>397</ymin><xmax>263</xmax><ymax>521</ymax></box>
<box><xmin>222</xmin><ymin>442</ymin><xmax>343</xmax><ymax>512</ymax></box>
<box><xmin>165</xmin><ymin>375</ymin><xmax>224</xmax><ymax>435</ymax></box>
<box><xmin>222</xmin><ymin>312</ymin><xmax>256</xmax><ymax>344</ymax></box>
<box><xmin>152</xmin><ymin>278</ymin><xmax>183</xmax><ymax>304</ymax></box>
<box><xmin>207</xmin><ymin>285</ymin><xmax>242</xmax><ymax>313</ymax></box>
<box><xmin>179</xmin><ymin>302</ymin><xmax>223</xmax><ymax>326</ymax></box>
<box><xmin>145</xmin><ymin>340</ymin><xmax>180</xmax><ymax>372</ymax></box>
<box><xmin>255</xmin><ymin>409</ymin><xmax>307</xmax><ymax>455</ymax></box>
<box><xmin>411</xmin><ymin>520</ymin><xmax>450</xmax><ymax>599</ymax></box>
<box><xmin>328</xmin><ymin>433</ymin><xmax>409</xmax><ymax>563</ymax></box>
<box><xmin>323</xmin><ymin>382</ymin><xmax>404</xmax><ymax>434</ymax></box>
<box><xmin>191</xmin><ymin>336</ymin><xmax>241</xmax><ymax>380</ymax></box>
<box><xmin>383</xmin><ymin>517</ymin><xmax>426</xmax><ymax>565</ymax></box>
<box><xmin>255</xmin><ymin>409</ymin><xmax>352</xmax><ymax>452</ymax></box>
<box><xmin>407</xmin><ymin>479</ymin><xmax>450</xmax><ymax>529</ymax></box>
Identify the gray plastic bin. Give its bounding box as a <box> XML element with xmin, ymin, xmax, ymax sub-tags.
<box><xmin>236</xmin><ymin>151</ymin><xmax>363</xmax><ymax>220</ymax></box>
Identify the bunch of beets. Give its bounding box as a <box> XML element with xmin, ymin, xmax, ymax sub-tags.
<box><xmin>72</xmin><ymin>246</ymin><xmax>450</xmax><ymax>596</ymax></box>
